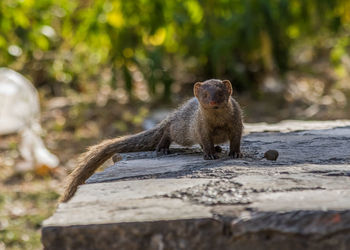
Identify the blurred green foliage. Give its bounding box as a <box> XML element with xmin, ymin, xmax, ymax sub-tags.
<box><xmin>0</xmin><ymin>0</ymin><xmax>350</xmax><ymax>99</ymax></box>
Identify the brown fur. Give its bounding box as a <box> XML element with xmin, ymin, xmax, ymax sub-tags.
<box><xmin>60</xmin><ymin>79</ymin><xmax>243</xmax><ymax>202</ymax></box>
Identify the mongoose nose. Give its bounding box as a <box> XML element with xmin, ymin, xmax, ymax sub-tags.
<box><xmin>209</xmin><ymin>101</ymin><xmax>217</xmax><ymax>106</ymax></box>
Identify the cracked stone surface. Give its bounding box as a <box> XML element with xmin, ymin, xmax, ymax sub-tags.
<box><xmin>42</xmin><ymin>120</ymin><xmax>350</xmax><ymax>250</ymax></box>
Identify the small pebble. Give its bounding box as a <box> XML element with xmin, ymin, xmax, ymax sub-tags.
<box><xmin>264</xmin><ymin>150</ymin><xmax>279</xmax><ymax>161</ymax></box>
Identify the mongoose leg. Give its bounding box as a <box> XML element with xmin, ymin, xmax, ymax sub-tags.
<box><xmin>201</xmin><ymin>144</ymin><xmax>221</xmax><ymax>154</ymax></box>
<box><xmin>229</xmin><ymin>133</ymin><xmax>242</xmax><ymax>158</ymax></box>
<box><xmin>155</xmin><ymin>133</ymin><xmax>172</xmax><ymax>155</ymax></box>
<box><xmin>201</xmin><ymin>138</ymin><xmax>218</xmax><ymax>160</ymax></box>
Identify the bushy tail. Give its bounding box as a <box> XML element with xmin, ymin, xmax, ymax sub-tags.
<box><xmin>60</xmin><ymin>123</ymin><xmax>167</xmax><ymax>202</ymax></box>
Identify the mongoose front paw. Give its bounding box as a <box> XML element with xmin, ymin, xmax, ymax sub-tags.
<box><xmin>155</xmin><ymin>148</ymin><xmax>171</xmax><ymax>156</ymax></box>
<box><xmin>204</xmin><ymin>153</ymin><xmax>219</xmax><ymax>160</ymax></box>
<box><xmin>214</xmin><ymin>145</ymin><xmax>222</xmax><ymax>153</ymax></box>
<box><xmin>229</xmin><ymin>151</ymin><xmax>243</xmax><ymax>158</ymax></box>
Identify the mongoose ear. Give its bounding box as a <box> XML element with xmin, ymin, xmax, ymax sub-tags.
<box><xmin>193</xmin><ymin>82</ymin><xmax>202</xmax><ymax>97</ymax></box>
<box><xmin>222</xmin><ymin>80</ymin><xmax>232</xmax><ymax>96</ymax></box>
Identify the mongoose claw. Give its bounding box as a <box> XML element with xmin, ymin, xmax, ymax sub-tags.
<box><xmin>229</xmin><ymin>151</ymin><xmax>243</xmax><ymax>159</ymax></box>
<box><xmin>155</xmin><ymin>148</ymin><xmax>171</xmax><ymax>156</ymax></box>
<box><xmin>204</xmin><ymin>153</ymin><xmax>219</xmax><ymax>160</ymax></box>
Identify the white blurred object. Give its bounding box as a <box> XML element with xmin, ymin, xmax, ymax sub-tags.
<box><xmin>0</xmin><ymin>67</ymin><xmax>59</xmax><ymax>169</ymax></box>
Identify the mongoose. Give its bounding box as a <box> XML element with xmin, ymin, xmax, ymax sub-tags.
<box><xmin>61</xmin><ymin>79</ymin><xmax>243</xmax><ymax>202</ymax></box>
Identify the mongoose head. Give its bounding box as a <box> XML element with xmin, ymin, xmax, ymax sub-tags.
<box><xmin>193</xmin><ymin>79</ymin><xmax>232</xmax><ymax>109</ymax></box>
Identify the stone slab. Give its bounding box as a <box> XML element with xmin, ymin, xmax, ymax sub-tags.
<box><xmin>42</xmin><ymin>121</ymin><xmax>350</xmax><ymax>250</ymax></box>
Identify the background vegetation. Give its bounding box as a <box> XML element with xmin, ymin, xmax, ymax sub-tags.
<box><xmin>2</xmin><ymin>0</ymin><xmax>350</xmax><ymax>100</ymax></box>
<box><xmin>1</xmin><ymin>0</ymin><xmax>350</xmax><ymax>249</ymax></box>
